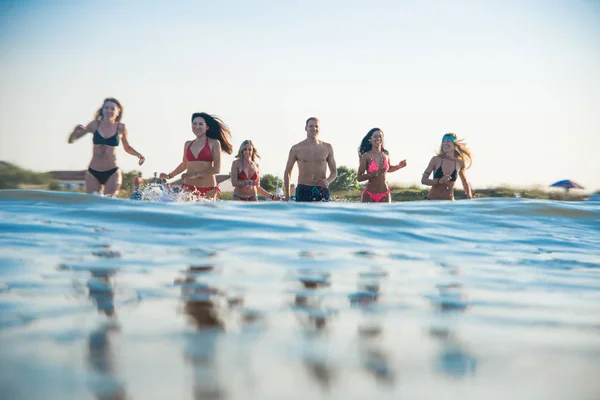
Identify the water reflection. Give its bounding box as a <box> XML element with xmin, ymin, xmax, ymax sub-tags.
<box><xmin>431</xmin><ymin>283</ymin><xmax>469</xmax><ymax>313</ymax></box>
<box><xmin>177</xmin><ymin>266</ymin><xmax>227</xmax><ymax>399</ymax></box>
<box><xmin>353</xmin><ymin>269</ymin><xmax>396</xmax><ymax>385</ymax></box>
<box><xmin>428</xmin><ymin>273</ymin><xmax>477</xmax><ymax>378</ymax></box>
<box><xmin>429</xmin><ymin>326</ymin><xmax>477</xmax><ymax>378</ymax></box>
<box><xmin>85</xmin><ymin>267</ymin><xmax>126</xmax><ymax>399</ymax></box>
<box><xmin>302</xmin><ymin>356</ymin><xmax>336</xmax><ymax>392</ymax></box>
<box><xmin>349</xmin><ymin>268</ymin><xmax>388</xmax><ymax>307</ymax></box>
<box><xmin>357</xmin><ymin>323</ymin><xmax>396</xmax><ymax>385</ymax></box>
<box><xmin>87</xmin><ymin>324</ymin><xmax>126</xmax><ymax>400</ymax></box>
<box><xmin>294</xmin><ymin>271</ymin><xmax>336</xmax><ymax>334</ymax></box>
<box><xmin>87</xmin><ymin>268</ymin><xmax>118</xmax><ymax>317</ymax></box>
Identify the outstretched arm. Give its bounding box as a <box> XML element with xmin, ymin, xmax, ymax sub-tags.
<box><xmin>68</xmin><ymin>121</ymin><xmax>96</xmax><ymax>143</ymax></box>
<box><xmin>283</xmin><ymin>147</ymin><xmax>297</xmax><ymax>201</ymax></box>
<box><xmin>120</xmin><ymin>124</ymin><xmax>145</xmax><ymax>165</ymax></box>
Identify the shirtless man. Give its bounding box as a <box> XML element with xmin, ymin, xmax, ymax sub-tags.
<box><xmin>284</xmin><ymin>117</ymin><xmax>337</xmax><ymax>202</ymax></box>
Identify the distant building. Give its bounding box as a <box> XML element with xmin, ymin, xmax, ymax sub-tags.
<box><xmin>48</xmin><ymin>170</ymin><xmax>87</xmax><ymax>190</ymax></box>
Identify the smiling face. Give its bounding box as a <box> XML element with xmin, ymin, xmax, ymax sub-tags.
<box><xmin>242</xmin><ymin>143</ymin><xmax>254</xmax><ymax>159</ymax></box>
<box><xmin>192</xmin><ymin>117</ymin><xmax>208</xmax><ymax>137</ymax></box>
<box><xmin>369</xmin><ymin>130</ymin><xmax>384</xmax><ymax>149</ymax></box>
<box><xmin>305</xmin><ymin>118</ymin><xmax>319</xmax><ymax>138</ymax></box>
<box><xmin>441</xmin><ymin>138</ymin><xmax>455</xmax><ymax>154</ymax></box>
<box><xmin>102</xmin><ymin>101</ymin><xmax>120</xmax><ymax>121</ymax></box>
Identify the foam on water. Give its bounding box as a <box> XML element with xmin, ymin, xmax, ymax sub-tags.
<box><xmin>1</xmin><ymin>190</ymin><xmax>599</xmax><ymax>400</ymax></box>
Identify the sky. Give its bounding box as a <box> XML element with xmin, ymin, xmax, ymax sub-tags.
<box><xmin>1</xmin><ymin>0</ymin><xmax>599</xmax><ymax>191</ymax></box>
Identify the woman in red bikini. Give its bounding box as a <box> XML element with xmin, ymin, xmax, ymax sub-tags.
<box><xmin>230</xmin><ymin>140</ymin><xmax>281</xmax><ymax>201</ymax></box>
<box><xmin>160</xmin><ymin>112</ymin><xmax>233</xmax><ymax>200</ymax></box>
<box><xmin>421</xmin><ymin>133</ymin><xmax>472</xmax><ymax>200</ymax></box>
<box><xmin>357</xmin><ymin>128</ymin><xmax>407</xmax><ymax>203</ymax></box>
<box><xmin>67</xmin><ymin>98</ymin><xmax>145</xmax><ymax>196</ymax></box>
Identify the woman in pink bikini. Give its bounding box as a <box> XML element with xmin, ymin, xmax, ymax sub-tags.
<box><xmin>230</xmin><ymin>140</ymin><xmax>281</xmax><ymax>201</ymax></box>
<box><xmin>160</xmin><ymin>112</ymin><xmax>233</xmax><ymax>200</ymax></box>
<box><xmin>357</xmin><ymin>128</ymin><xmax>407</xmax><ymax>203</ymax></box>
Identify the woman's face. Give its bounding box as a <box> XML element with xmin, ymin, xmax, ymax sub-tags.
<box><xmin>192</xmin><ymin>117</ymin><xmax>208</xmax><ymax>136</ymax></box>
<box><xmin>441</xmin><ymin>138</ymin><xmax>455</xmax><ymax>153</ymax></box>
<box><xmin>102</xmin><ymin>101</ymin><xmax>120</xmax><ymax>121</ymax></box>
<box><xmin>369</xmin><ymin>130</ymin><xmax>384</xmax><ymax>148</ymax></box>
<box><xmin>242</xmin><ymin>143</ymin><xmax>254</xmax><ymax>158</ymax></box>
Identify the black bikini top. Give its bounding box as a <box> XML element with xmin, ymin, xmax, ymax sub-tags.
<box><xmin>434</xmin><ymin>159</ymin><xmax>457</xmax><ymax>181</ymax></box>
<box><xmin>93</xmin><ymin>123</ymin><xmax>120</xmax><ymax>147</ymax></box>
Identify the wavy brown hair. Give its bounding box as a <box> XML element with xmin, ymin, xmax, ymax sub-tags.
<box><xmin>94</xmin><ymin>98</ymin><xmax>123</xmax><ymax>122</ymax></box>
<box><xmin>437</xmin><ymin>133</ymin><xmax>472</xmax><ymax>170</ymax></box>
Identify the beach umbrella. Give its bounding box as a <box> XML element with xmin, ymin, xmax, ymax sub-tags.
<box><xmin>549</xmin><ymin>179</ymin><xmax>584</xmax><ymax>192</ymax></box>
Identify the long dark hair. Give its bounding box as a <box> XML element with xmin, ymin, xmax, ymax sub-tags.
<box><xmin>191</xmin><ymin>112</ymin><xmax>233</xmax><ymax>154</ymax></box>
<box><xmin>94</xmin><ymin>98</ymin><xmax>123</xmax><ymax>122</ymax></box>
<box><xmin>358</xmin><ymin>128</ymin><xmax>388</xmax><ymax>158</ymax></box>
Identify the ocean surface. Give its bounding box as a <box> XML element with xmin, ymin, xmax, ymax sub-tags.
<box><xmin>1</xmin><ymin>190</ymin><xmax>599</xmax><ymax>400</ymax></box>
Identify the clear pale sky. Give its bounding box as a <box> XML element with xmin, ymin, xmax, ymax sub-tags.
<box><xmin>1</xmin><ymin>0</ymin><xmax>599</xmax><ymax>191</ymax></box>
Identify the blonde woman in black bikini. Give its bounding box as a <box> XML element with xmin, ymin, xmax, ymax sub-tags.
<box><xmin>68</xmin><ymin>98</ymin><xmax>145</xmax><ymax>196</ymax></box>
<box><xmin>230</xmin><ymin>140</ymin><xmax>281</xmax><ymax>201</ymax></box>
<box><xmin>421</xmin><ymin>133</ymin><xmax>472</xmax><ymax>200</ymax></box>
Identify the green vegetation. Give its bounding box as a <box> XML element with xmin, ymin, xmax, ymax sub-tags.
<box><xmin>0</xmin><ymin>161</ymin><xmax>51</xmax><ymax>189</ymax></box>
<box><xmin>260</xmin><ymin>174</ymin><xmax>283</xmax><ymax>192</ymax></box>
<box><xmin>329</xmin><ymin>166</ymin><xmax>359</xmax><ymax>191</ymax></box>
<box><xmin>0</xmin><ymin>161</ymin><xmax>592</xmax><ymax>202</ymax></box>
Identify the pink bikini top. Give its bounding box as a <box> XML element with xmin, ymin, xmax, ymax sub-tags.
<box><xmin>367</xmin><ymin>151</ymin><xmax>389</xmax><ymax>173</ymax></box>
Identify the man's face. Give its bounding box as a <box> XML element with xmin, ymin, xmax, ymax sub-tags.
<box><xmin>305</xmin><ymin>119</ymin><xmax>319</xmax><ymax>138</ymax></box>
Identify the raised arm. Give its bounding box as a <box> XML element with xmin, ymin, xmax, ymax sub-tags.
<box><xmin>283</xmin><ymin>146</ymin><xmax>297</xmax><ymax>201</ymax></box>
<box><xmin>387</xmin><ymin>152</ymin><xmax>407</xmax><ymax>173</ymax></box>
<box><xmin>458</xmin><ymin>166</ymin><xmax>472</xmax><ymax>199</ymax></box>
<box><xmin>119</xmin><ymin>124</ymin><xmax>145</xmax><ymax>165</ymax></box>
<box><xmin>68</xmin><ymin>121</ymin><xmax>96</xmax><ymax>143</ymax></box>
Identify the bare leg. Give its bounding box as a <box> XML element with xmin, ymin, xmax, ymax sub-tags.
<box><xmin>103</xmin><ymin>169</ymin><xmax>123</xmax><ymax>197</ymax></box>
<box><xmin>85</xmin><ymin>171</ymin><xmax>102</xmax><ymax>194</ymax></box>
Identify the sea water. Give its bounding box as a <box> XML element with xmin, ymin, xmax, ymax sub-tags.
<box><xmin>1</xmin><ymin>190</ymin><xmax>599</xmax><ymax>400</ymax></box>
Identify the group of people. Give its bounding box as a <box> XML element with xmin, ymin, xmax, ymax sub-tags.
<box><xmin>68</xmin><ymin>98</ymin><xmax>473</xmax><ymax>202</ymax></box>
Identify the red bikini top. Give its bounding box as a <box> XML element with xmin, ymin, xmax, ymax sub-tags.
<box><xmin>186</xmin><ymin>137</ymin><xmax>212</xmax><ymax>162</ymax></box>
<box><xmin>238</xmin><ymin>159</ymin><xmax>258</xmax><ymax>181</ymax></box>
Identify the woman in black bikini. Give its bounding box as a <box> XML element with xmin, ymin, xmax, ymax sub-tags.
<box><xmin>230</xmin><ymin>140</ymin><xmax>281</xmax><ymax>201</ymax></box>
<box><xmin>421</xmin><ymin>133</ymin><xmax>472</xmax><ymax>200</ymax></box>
<box><xmin>68</xmin><ymin>98</ymin><xmax>145</xmax><ymax>196</ymax></box>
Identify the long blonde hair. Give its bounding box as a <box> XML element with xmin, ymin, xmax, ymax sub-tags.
<box><xmin>235</xmin><ymin>140</ymin><xmax>261</xmax><ymax>162</ymax></box>
<box><xmin>437</xmin><ymin>133</ymin><xmax>472</xmax><ymax>170</ymax></box>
